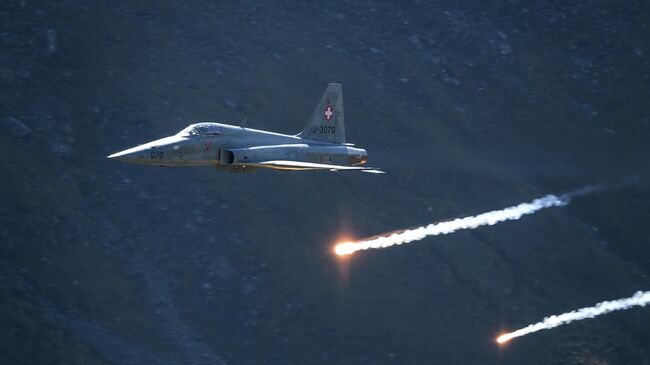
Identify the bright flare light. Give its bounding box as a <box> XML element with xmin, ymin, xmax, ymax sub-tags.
<box><xmin>333</xmin><ymin>193</ymin><xmax>574</xmax><ymax>256</ymax></box>
<box><xmin>496</xmin><ymin>290</ymin><xmax>650</xmax><ymax>345</ymax></box>
<box><xmin>334</xmin><ymin>242</ymin><xmax>357</xmax><ymax>256</ymax></box>
<box><xmin>332</xmin><ymin>185</ymin><xmax>603</xmax><ymax>256</ymax></box>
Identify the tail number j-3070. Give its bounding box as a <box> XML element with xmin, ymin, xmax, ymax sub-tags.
<box><xmin>312</xmin><ymin>126</ymin><xmax>335</xmax><ymax>134</ymax></box>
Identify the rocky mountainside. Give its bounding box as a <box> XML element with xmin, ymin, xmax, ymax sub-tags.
<box><xmin>1</xmin><ymin>0</ymin><xmax>649</xmax><ymax>364</ymax></box>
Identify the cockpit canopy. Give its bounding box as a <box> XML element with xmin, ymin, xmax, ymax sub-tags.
<box><xmin>177</xmin><ymin>123</ymin><xmax>222</xmax><ymax>137</ymax></box>
<box><xmin>178</xmin><ymin>125</ymin><xmax>200</xmax><ymax>137</ymax></box>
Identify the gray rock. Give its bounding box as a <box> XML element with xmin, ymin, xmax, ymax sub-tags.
<box><xmin>46</xmin><ymin>29</ymin><xmax>57</xmax><ymax>53</ymax></box>
<box><xmin>409</xmin><ymin>34</ymin><xmax>424</xmax><ymax>50</ymax></box>
<box><xmin>498</xmin><ymin>43</ymin><xmax>512</xmax><ymax>54</ymax></box>
<box><xmin>440</xmin><ymin>74</ymin><xmax>461</xmax><ymax>87</ymax></box>
<box><xmin>1</xmin><ymin>116</ymin><xmax>31</xmax><ymax>137</ymax></box>
<box><xmin>49</xmin><ymin>141</ymin><xmax>73</xmax><ymax>158</ymax></box>
<box><xmin>241</xmin><ymin>280</ymin><xmax>256</xmax><ymax>294</ymax></box>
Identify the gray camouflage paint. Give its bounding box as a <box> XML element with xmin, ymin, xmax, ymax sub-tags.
<box><xmin>108</xmin><ymin>84</ymin><xmax>377</xmax><ymax>173</ymax></box>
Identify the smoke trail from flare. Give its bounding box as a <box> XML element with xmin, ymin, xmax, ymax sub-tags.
<box><xmin>497</xmin><ymin>291</ymin><xmax>650</xmax><ymax>344</ymax></box>
<box><xmin>334</xmin><ymin>185</ymin><xmax>599</xmax><ymax>256</ymax></box>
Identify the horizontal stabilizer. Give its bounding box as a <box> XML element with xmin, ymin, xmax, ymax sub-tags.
<box><xmin>361</xmin><ymin>169</ymin><xmax>385</xmax><ymax>174</ymax></box>
<box><xmin>247</xmin><ymin>160</ymin><xmax>384</xmax><ymax>173</ymax></box>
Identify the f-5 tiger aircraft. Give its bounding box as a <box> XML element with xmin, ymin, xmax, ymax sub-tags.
<box><xmin>108</xmin><ymin>83</ymin><xmax>383</xmax><ymax>174</ymax></box>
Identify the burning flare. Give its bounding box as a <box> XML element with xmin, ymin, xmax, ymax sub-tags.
<box><xmin>334</xmin><ymin>242</ymin><xmax>357</xmax><ymax>256</ymax></box>
<box><xmin>334</xmin><ymin>186</ymin><xmax>600</xmax><ymax>256</ymax></box>
<box><xmin>336</xmin><ymin>195</ymin><xmax>571</xmax><ymax>256</ymax></box>
<box><xmin>497</xmin><ymin>291</ymin><xmax>650</xmax><ymax>344</ymax></box>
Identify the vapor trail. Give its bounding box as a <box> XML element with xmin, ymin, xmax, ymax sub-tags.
<box><xmin>497</xmin><ymin>291</ymin><xmax>650</xmax><ymax>344</ymax></box>
<box><xmin>334</xmin><ymin>185</ymin><xmax>599</xmax><ymax>256</ymax></box>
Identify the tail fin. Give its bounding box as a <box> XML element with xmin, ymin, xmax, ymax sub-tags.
<box><xmin>297</xmin><ymin>83</ymin><xmax>345</xmax><ymax>143</ymax></box>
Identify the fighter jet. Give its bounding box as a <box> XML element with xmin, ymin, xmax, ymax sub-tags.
<box><xmin>108</xmin><ymin>83</ymin><xmax>383</xmax><ymax>173</ymax></box>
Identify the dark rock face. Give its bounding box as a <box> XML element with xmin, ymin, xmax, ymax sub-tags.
<box><xmin>0</xmin><ymin>0</ymin><xmax>649</xmax><ymax>364</ymax></box>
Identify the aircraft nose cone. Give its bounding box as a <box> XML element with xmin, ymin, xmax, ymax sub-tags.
<box><xmin>108</xmin><ymin>136</ymin><xmax>185</xmax><ymax>165</ymax></box>
<box><xmin>107</xmin><ymin>150</ymin><xmax>127</xmax><ymax>160</ymax></box>
<box><xmin>107</xmin><ymin>146</ymin><xmax>148</xmax><ymax>163</ymax></box>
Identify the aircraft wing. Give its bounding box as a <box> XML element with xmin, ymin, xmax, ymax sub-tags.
<box><xmin>247</xmin><ymin>160</ymin><xmax>384</xmax><ymax>173</ymax></box>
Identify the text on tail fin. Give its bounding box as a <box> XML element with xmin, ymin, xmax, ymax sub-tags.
<box><xmin>298</xmin><ymin>83</ymin><xmax>346</xmax><ymax>144</ymax></box>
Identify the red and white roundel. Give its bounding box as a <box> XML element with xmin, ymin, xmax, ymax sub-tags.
<box><xmin>324</xmin><ymin>105</ymin><xmax>334</xmax><ymax>121</ymax></box>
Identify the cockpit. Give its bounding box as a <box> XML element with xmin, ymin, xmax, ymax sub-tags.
<box><xmin>178</xmin><ymin>125</ymin><xmax>200</xmax><ymax>137</ymax></box>
<box><xmin>177</xmin><ymin>123</ymin><xmax>222</xmax><ymax>137</ymax></box>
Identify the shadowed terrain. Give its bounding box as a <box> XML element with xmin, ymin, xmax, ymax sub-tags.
<box><xmin>1</xmin><ymin>0</ymin><xmax>649</xmax><ymax>364</ymax></box>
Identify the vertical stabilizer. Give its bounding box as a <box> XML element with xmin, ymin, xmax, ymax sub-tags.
<box><xmin>298</xmin><ymin>83</ymin><xmax>345</xmax><ymax>143</ymax></box>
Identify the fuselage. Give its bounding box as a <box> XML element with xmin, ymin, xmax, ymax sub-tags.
<box><xmin>108</xmin><ymin>122</ymin><xmax>368</xmax><ymax>172</ymax></box>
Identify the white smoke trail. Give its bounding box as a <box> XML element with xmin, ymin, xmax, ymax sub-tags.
<box><xmin>335</xmin><ymin>186</ymin><xmax>599</xmax><ymax>256</ymax></box>
<box><xmin>497</xmin><ymin>291</ymin><xmax>650</xmax><ymax>344</ymax></box>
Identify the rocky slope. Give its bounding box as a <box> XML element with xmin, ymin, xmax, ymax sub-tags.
<box><xmin>1</xmin><ymin>0</ymin><xmax>649</xmax><ymax>364</ymax></box>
